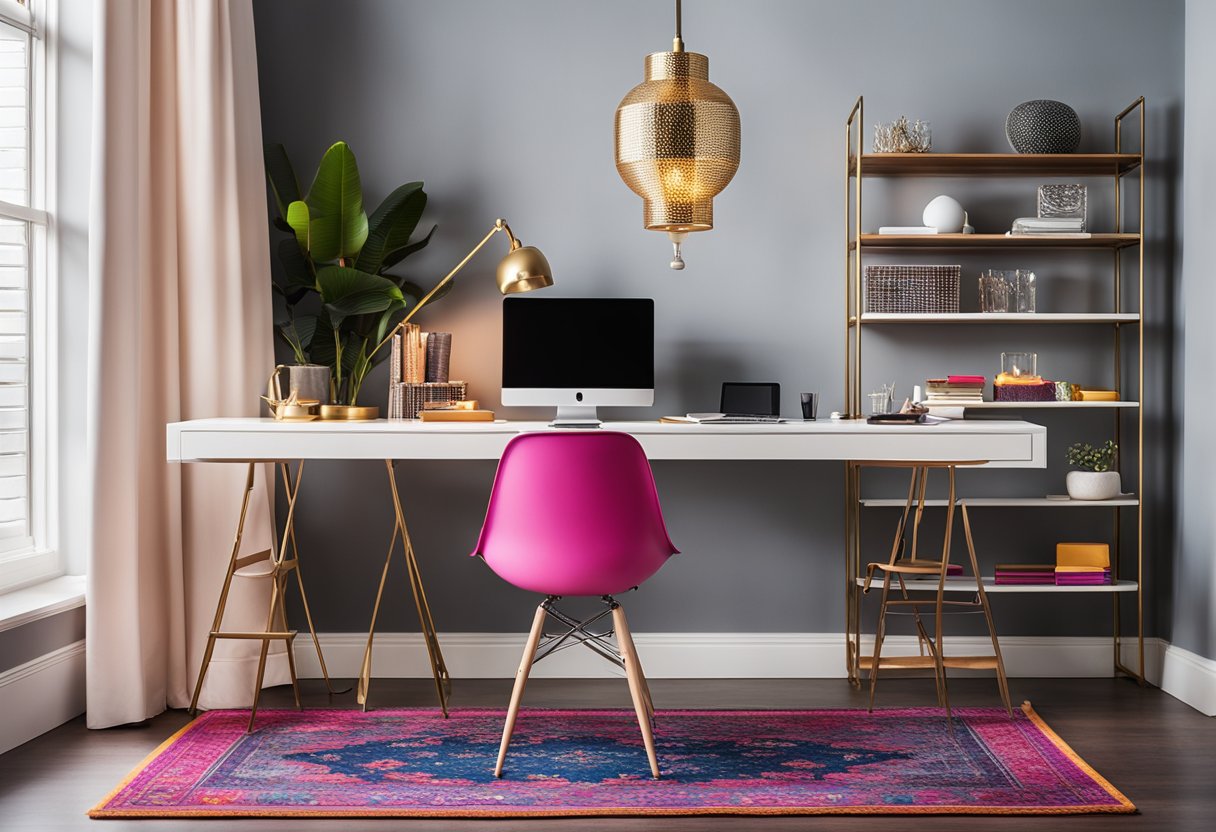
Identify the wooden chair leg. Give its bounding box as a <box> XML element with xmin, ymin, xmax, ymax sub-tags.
<box><xmin>613</xmin><ymin>605</ymin><xmax>660</xmax><ymax>779</ymax></box>
<box><xmin>495</xmin><ymin>603</ymin><xmax>547</xmax><ymax>778</ymax></box>
<box><xmin>617</xmin><ymin>621</ymin><xmax>654</xmax><ymax>722</ymax></box>
<box><xmin>868</xmin><ymin>573</ymin><xmax>893</xmax><ymax>713</ymax></box>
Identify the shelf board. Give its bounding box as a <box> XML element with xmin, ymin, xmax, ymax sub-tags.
<box><xmin>853</xmin><ymin>577</ymin><xmax>1139</xmax><ymax>594</ymax></box>
<box><xmin>925</xmin><ymin>400</ymin><xmax>1139</xmax><ymax>409</ymax></box>
<box><xmin>855</xmin><ymin>233</ymin><xmax>1141</xmax><ymax>250</ymax></box>
<box><xmin>860</xmin><ymin>312</ymin><xmax>1140</xmax><ymax>325</ymax></box>
<box><xmin>851</xmin><ymin>153</ymin><xmax>1143</xmax><ymax>177</ymax></box>
<box><xmin>860</xmin><ymin>496</ymin><xmax>1139</xmax><ymax>508</ymax></box>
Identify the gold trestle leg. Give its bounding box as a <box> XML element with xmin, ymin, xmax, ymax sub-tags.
<box><xmin>188</xmin><ymin>460</ymin><xmax>342</xmax><ymax>732</ymax></box>
<box><xmin>358</xmin><ymin>460</ymin><xmax>451</xmax><ymax>715</ymax></box>
<box><xmin>278</xmin><ymin>463</ymin><xmax>350</xmax><ymax>697</ymax></box>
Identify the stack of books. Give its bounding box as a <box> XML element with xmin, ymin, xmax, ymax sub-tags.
<box><xmin>1009</xmin><ymin>217</ymin><xmax>1089</xmax><ymax>237</ymax></box>
<box><xmin>995</xmin><ymin>564</ymin><xmax>1056</xmax><ymax>585</ymax></box>
<box><xmin>1056</xmin><ymin>567</ymin><xmax>1112</xmax><ymax>586</ymax></box>
<box><xmin>1055</xmin><ymin>542</ymin><xmax>1112</xmax><ymax>586</ymax></box>
<box><xmin>924</xmin><ymin>375</ymin><xmax>985</xmax><ymax>405</ymax></box>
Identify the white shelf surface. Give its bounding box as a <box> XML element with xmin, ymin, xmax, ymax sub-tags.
<box><xmin>854</xmin><ymin>577</ymin><xmax>1139</xmax><ymax>594</ymax></box>
<box><xmin>860</xmin><ymin>496</ymin><xmax>1139</xmax><ymax>507</ymax></box>
<box><xmin>927</xmin><ymin>400</ymin><xmax>1139</xmax><ymax>409</ymax></box>
<box><xmin>860</xmin><ymin>312</ymin><xmax>1141</xmax><ymax>324</ymax></box>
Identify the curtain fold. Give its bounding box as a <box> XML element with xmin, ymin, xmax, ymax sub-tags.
<box><xmin>86</xmin><ymin>0</ymin><xmax>284</xmax><ymax>729</ymax></box>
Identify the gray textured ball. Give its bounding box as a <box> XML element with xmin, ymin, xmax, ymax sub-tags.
<box><xmin>1005</xmin><ymin>100</ymin><xmax>1081</xmax><ymax>153</ymax></box>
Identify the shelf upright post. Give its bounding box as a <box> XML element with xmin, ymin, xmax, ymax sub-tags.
<box><xmin>843</xmin><ymin>96</ymin><xmax>864</xmax><ymax>682</ymax></box>
<box><xmin>1112</xmin><ymin>96</ymin><xmax>1147</xmax><ymax>684</ymax></box>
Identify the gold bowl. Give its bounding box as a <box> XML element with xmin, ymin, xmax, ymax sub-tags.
<box><xmin>320</xmin><ymin>404</ymin><xmax>380</xmax><ymax>421</ymax></box>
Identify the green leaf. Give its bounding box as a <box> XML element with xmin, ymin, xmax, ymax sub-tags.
<box><xmin>307</xmin><ymin>315</ymin><xmax>338</xmax><ymax>367</ymax></box>
<box><xmin>286</xmin><ymin>200</ymin><xmax>311</xmax><ymax>251</ymax></box>
<box><xmin>277</xmin><ymin>238</ymin><xmax>315</xmax><ymax>290</ymax></box>
<box><xmin>271</xmin><ymin>283</ymin><xmax>291</xmax><ymax>327</ymax></box>
<box><xmin>292</xmin><ymin>314</ymin><xmax>318</xmax><ymax>350</ymax></box>
<box><xmin>354</xmin><ymin>183</ymin><xmax>427</xmax><ymax>273</ymax></box>
<box><xmin>400</xmin><ymin>276</ymin><xmax>456</xmax><ymax>310</ymax></box>
<box><xmin>263</xmin><ymin>143</ymin><xmax>301</xmax><ymax>221</ymax></box>
<box><xmin>304</xmin><ymin>141</ymin><xmax>369</xmax><ymax>262</ymax></box>
<box><xmin>381</xmin><ymin>224</ymin><xmax>437</xmax><ymax>271</ymax></box>
<box><xmin>315</xmin><ymin>266</ymin><xmax>404</xmax><ymax>328</ymax></box>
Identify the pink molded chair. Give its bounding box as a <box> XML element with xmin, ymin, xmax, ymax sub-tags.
<box><xmin>471</xmin><ymin>431</ymin><xmax>679</xmax><ymax>779</ymax></box>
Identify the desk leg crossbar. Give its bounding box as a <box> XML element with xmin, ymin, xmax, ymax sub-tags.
<box><xmin>189</xmin><ymin>462</ymin><xmax>345</xmax><ymax>732</ymax></box>
<box><xmin>358</xmin><ymin>460</ymin><xmax>451</xmax><ymax>715</ymax></box>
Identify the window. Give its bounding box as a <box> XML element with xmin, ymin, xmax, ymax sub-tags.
<box><xmin>0</xmin><ymin>0</ymin><xmax>55</xmax><ymax>590</ymax></box>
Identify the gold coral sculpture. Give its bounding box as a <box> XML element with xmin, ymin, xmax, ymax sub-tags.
<box><xmin>614</xmin><ymin>0</ymin><xmax>741</xmax><ymax>269</ymax></box>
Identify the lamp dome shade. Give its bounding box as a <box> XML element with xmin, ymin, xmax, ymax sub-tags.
<box><xmin>615</xmin><ymin>51</ymin><xmax>740</xmax><ymax>233</ymax></box>
<box><xmin>497</xmin><ymin>245</ymin><xmax>554</xmax><ymax>294</ymax></box>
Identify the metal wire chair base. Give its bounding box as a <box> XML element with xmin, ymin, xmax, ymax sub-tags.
<box><xmin>532</xmin><ymin>595</ymin><xmax>626</xmax><ymax>669</ymax></box>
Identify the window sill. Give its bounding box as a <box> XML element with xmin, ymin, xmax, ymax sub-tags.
<box><xmin>0</xmin><ymin>575</ymin><xmax>86</xmax><ymax>633</ymax></box>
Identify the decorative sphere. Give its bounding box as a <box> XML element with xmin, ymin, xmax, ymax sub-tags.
<box><xmin>922</xmin><ymin>195</ymin><xmax>966</xmax><ymax>233</ymax></box>
<box><xmin>1005</xmin><ymin>100</ymin><xmax>1081</xmax><ymax>153</ymax></box>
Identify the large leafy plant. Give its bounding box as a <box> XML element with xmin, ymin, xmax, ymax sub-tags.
<box><xmin>265</xmin><ymin>141</ymin><xmax>444</xmax><ymax>405</ymax></box>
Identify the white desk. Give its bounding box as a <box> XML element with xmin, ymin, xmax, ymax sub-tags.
<box><xmin>165</xmin><ymin>417</ymin><xmax>1046</xmax><ymax>713</ymax></box>
<box><xmin>167</xmin><ymin>418</ymin><xmax>1046</xmax><ymax>466</ymax></box>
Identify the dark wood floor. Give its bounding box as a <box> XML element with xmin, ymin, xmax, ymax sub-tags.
<box><xmin>1</xmin><ymin>676</ymin><xmax>1212</xmax><ymax>831</ymax></box>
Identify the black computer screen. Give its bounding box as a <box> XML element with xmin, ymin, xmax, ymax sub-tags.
<box><xmin>502</xmin><ymin>297</ymin><xmax>655</xmax><ymax>389</ymax></box>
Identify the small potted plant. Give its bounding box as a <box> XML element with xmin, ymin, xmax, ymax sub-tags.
<box><xmin>1065</xmin><ymin>440</ymin><xmax>1120</xmax><ymax>500</ymax></box>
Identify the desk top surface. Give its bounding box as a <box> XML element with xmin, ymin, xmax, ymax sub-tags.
<box><xmin>166</xmin><ymin>418</ymin><xmax>1046</xmax><ymax>466</ymax></box>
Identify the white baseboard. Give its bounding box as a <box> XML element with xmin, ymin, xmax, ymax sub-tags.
<box><xmin>0</xmin><ymin>640</ymin><xmax>86</xmax><ymax>754</ymax></box>
<box><xmin>294</xmin><ymin>632</ymin><xmax>1167</xmax><ymax>685</ymax></box>
<box><xmin>1160</xmin><ymin>643</ymin><xmax>1216</xmax><ymax>716</ymax></box>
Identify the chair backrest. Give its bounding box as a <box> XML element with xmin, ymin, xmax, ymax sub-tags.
<box><xmin>471</xmin><ymin>431</ymin><xmax>678</xmax><ymax>596</ymax></box>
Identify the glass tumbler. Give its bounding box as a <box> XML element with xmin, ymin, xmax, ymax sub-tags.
<box><xmin>868</xmin><ymin>391</ymin><xmax>891</xmax><ymax>415</ymax></box>
<box><xmin>1013</xmin><ymin>270</ymin><xmax>1037</xmax><ymax>313</ymax></box>
<box><xmin>979</xmin><ymin>270</ymin><xmax>1011</xmax><ymax>313</ymax></box>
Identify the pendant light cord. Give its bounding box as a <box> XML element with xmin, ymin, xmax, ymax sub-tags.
<box><xmin>672</xmin><ymin>0</ymin><xmax>684</xmax><ymax>51</ymax></box>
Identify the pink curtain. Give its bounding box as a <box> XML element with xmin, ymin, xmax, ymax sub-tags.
<box><xmin>86</xmin><ymin>0</ymin><xmax>285</xmax><ymax>728</ymax></box>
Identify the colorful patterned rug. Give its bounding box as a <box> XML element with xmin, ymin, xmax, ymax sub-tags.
<box><xmin>91</xmin><ymin>702</ymin><xmax>1133</xmax><ymax>818</ymax></box>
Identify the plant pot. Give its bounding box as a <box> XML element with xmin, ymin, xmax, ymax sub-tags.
<box><xmin>288</xmin><ymin>364</ymin><xmax>331</xmax><ymax>405</ymax></box>
<box><xmin>1066</xmin><ymin>470</ymin><xmax>1121</xmax><ymax>501</ymax></box>
<box><xmin>320</xmin><ymin>404</ymin><xmax>379</xmax><ymax>421</ymax></box>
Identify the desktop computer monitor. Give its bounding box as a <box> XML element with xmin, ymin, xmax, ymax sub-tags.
<box><xmin>502</xmin><ymin>297</ymin><xmax>654</xmax><ymax>426</ymax></box>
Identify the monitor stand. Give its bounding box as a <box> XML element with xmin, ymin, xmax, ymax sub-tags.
<box><xmin>550</xmin><ymin>405</ymin><xmax>602</xmax><ymax>429</ymax></box>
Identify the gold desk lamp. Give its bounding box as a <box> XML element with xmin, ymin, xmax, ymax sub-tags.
<box><xmin>377</xmin><ymin>217</ymin><xmax>554</xmax><ymax>350</ymax></box>
<box><xmin>615</xmin><ymin>0</ymin><xmax>741</xmax><ymax>269</ymax></box>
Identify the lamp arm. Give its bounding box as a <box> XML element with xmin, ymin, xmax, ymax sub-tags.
<box><xmin>367</xmin><ymin>219</ymin><xmax>509</xmax><ymax>361</ymax></box>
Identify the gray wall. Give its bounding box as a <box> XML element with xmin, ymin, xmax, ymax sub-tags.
<box><xmin>1173</xmin><ymin>0</ymin><xmax>1215</xmax><ymax>661</ymax></box>
<box><xmin>252</xmin><ymin>0</ymin><xmax>1183</xmax><ymax>639</ymax></box>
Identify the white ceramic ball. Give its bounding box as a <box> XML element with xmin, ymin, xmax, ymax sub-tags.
<box><xmin>922</xmin><ymin>195</ymin><xmax>966</xmax><ymax>233</ymax></box>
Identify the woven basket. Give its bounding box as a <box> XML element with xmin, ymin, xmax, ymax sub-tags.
<box><xmin>389</xmin><ymin>381</ymin><xmax>469</xmax><ymax>420</ymax></box>
<box><xmin>865</xmin><ymin>265</ymin><xmax>960</xmax><ymax>314</ymax></box>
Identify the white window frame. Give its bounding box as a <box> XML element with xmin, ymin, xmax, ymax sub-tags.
<box><xmin>0</xmin><ymin>0</ymin><xmax>58</xmax><ymax>592</ymax></box>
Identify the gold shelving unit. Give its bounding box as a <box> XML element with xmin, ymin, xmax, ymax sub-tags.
<box><xmin>842</xmin><ymin>96</ymin><xmax>1146</xmax><ymax>686</ymax></box>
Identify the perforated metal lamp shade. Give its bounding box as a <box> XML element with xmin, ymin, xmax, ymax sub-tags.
<box><xmin>615</xmin><ymin>50</ymin><xmax>740</xmax><ymax>235</ymax></box>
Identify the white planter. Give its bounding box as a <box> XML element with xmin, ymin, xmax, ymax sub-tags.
<box><xmin>1066</xmin><ymin>470</ymin><xmax>1122</xmax><ymax>501</ymax></box>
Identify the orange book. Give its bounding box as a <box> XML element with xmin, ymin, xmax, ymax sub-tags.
<box><xmin>1056</xmin><ymin>542</ymin><xmax>1110</xmax><ymax>569</ymax></box>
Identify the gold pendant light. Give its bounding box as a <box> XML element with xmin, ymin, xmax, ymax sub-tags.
<box><xmin>615</xmin><ymin>0</ymin><xmax>740</xmax><ymax>269</ymax></box>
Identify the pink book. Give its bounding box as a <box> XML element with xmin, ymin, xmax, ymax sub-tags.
<box><xmin>947</xmin><ymin>375</ymin><xmax>986</xmax><ymax>385</ymax></box>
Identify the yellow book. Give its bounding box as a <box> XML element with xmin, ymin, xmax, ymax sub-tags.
<box><xmin>419</xmin><ymin>409</ymin><xmax>495</xmax><ymax>422</ymax></box>
<box><xmin>1077</xmin><ymin>389</ymin><xmax>1118</xmax><ymax>401</ymax></box>
<box><xmin>1056</xmin><ymin>542</ymin><xmax>1110</xmax><ymax>568</ymax></box>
